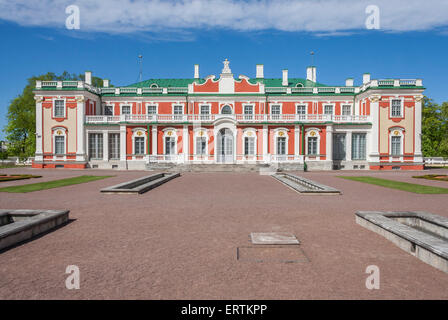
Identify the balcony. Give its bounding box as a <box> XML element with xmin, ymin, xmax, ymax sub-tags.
<box><xmin>85</xmin><ymin>114</ymin><xmax>371</xmax><ymax>125</ymax></box>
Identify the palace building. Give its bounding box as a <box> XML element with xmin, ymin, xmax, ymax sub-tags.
<box><xmin>32</xmin><ymin>59</ymin><xmax>424</xmax><ymax>171</ymax></box>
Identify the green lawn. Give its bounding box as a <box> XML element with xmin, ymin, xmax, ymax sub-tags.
<box><xmin>339</xmin><ymin>176</ymin><xmax>448</xmax><ymax>194</ymax></box>
<box><xmin>0</xmin><ymin>175</ymin><xmax>113</xmax><ymax>193</ymax></box>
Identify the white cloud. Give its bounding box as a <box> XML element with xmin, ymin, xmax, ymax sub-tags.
<box><xmin>0</xmin><ymin>0</ymin><xmax>447</xmax><ymax>35</ymax></box>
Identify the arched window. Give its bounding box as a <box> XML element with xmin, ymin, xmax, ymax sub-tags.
<box><xmin>150</xmin><ymin>83</ymin><xmax>159</xmax><ymax>88</ymax></box>
<box><xmin>221</xmin><ymin>105</ymin><xmax>232</xmax><ymax>114</ymax></box>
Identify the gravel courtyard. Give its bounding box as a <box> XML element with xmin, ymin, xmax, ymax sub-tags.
<box><xmin>0</xmin><ymin>167</ymin><xmax>447</xmax><ymax>299</ymax></box>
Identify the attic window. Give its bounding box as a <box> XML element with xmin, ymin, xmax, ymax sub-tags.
<box><xmin>150</xmin><ymin>83</ymin><xmax>159</xmax><ymax>88</ymax></box>
<box><xmin>295</xmin><ymin>83</ymin><xmax>304</xmax><ymax>88</ymax></box>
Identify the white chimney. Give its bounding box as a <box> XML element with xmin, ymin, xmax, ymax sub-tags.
<box><xmin>103</xmin><ymin>79</ymin><xmax>109</xmax><ymax>87</ymax></box>
<box><xmin>256</xmin><ymin>64</ymin><xmax>264</xmax><ymax>78</ymax></box>
<box><xmin>363</xmin><ymin>73</ymin><xmax>371</xmax><ymax>84</ymax></box>
<box><xmin>306</xmin><ymin>66</ymin><xmax>316</xmax><ymax>82</ymax></box>
<box><xmin>345</xmin><ymin>78</ymin><xmax>354</xmax><ymax>87</ymax></box>
<box><xmin>194</xmin><ymin>64</ymin><xmax>199</xmax><ymax>79</ymax></box>
<box><xmin>85</xmin><ymin>71</ymin><xmax>92</xmax><ymax>85</ymax></box>
<box><xmin>282</xmin><ymin>69</ymin><xmax>288</xmax><ymax>86</ymax></box>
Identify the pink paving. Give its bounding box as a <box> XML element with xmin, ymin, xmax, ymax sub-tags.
<box><xmin>0</xmin><ymin>167</ymin><xmax>447</xmax><ymax>299</ymax></box>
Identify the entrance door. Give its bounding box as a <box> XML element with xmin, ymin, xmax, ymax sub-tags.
<box><xmin>217</xmin><ymin>128</ymin><xmax>234</xmax><ymax>163</ymax></box>
<box><xmin>333</xmin><ymin>133</ymin><xmax>346</xmax><ymax>161</ymax></box>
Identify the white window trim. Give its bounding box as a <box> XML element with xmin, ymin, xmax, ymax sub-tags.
<box><xmin>295</xmin><ymin>103</ymin><xmax>307</xmax><ymax>115</ymax></box>
<box><xmin>323</xmin><ymin>103</ymin><xmax>335</xmax><ymax>116</ymax></box>
<box><xmin>53</xmin><ymin>97</ymin><xmax>66</xmax><ymax>118</ymax></box>
<box><xmin>270</xmin><ymin>103</ymin><xmax>282</xmax><ymax>115</ymax></box>
<box><xmin>220</xmin><ymin>104</ymin><xmax>234</xmax><ymax>114</ymax></box>
<box><xmin>341</xmin><ymin>104</ymin><xmax>352</xmax><ymax>116</ymax></box>
<box><xmin>199</xmin><ymin>103</ymin><xmax>211</xmax><ymax>114</ymax></box>
<box><xmin>120</xmin><ymin>103</ymin><xmax>132</xmax><ymax>115</ymax></box>
<box><xmin>131</xmin><ymin>128</ymin><xmax>147</xmax><ymax>156</ymax></box>
<box><xmin>104</xmin><ymin>104</ymin><xmax>114</xmax><ymax>116</ymax></box>
<box><xmin>172</xmin><ymin>103</ymin><xmax>185</xmax><ymax>114</ymax></box>
<box><xmin>305</xmin><ymin>128</ymin><xmax>321</xmax><ymax>157</ymax></box>
<box><xmin>193</xmin><ymin>128</ymin><xmax>209</xmax><ymax>156</ymax></box>
<box><xmin>146</xmin><ymin>103</ymin><xmax>158</xmax><ymax>115</ymax></box>
<box><xmin>242</xmin><ymin>128</ymin><xmax>258</xmax><ymax>157</ymax></box>
<box><xmin>273</xmin><ymin>128</ymin><xmax>289</xmax><ymax>156</ymax></box>
<box><xmin>52</xmin><ymin>127</ymin><xmax>67</xmax><ymax>159</ymax></box>
<box><xmin>390</xmin><ymin>97</ymin><xmax>404</xmax><ymax>118</ymax></box>
<box><xmin>389</xmin><ymin>127</ymin><xmax>405</xmax><ymax>159</ymax></box>
<box><xmin>243</xmin><ymin>104</ymin><xmax>255</xmax><ymax>115</ymax></box>
<box><xmin>162</xmin><ymin>128</ymin><xmax>178</xmax><ymax>155</ymax></box>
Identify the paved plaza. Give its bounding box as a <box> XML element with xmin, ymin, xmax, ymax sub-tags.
<box><xmin>0</xmin><ymin>167</ymin><xmax>447</xmax><ymax>299</ymax></box>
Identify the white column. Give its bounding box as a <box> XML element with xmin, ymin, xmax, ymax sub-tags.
<box><xmin>369</xmin><ymin>96</ymin><xmax>380</xmax><ymax>162</ymax></box>
<box><xmin>152</xmin><ymin>125</ymin><xmax>158</xmax><ymax>156</ymax></box>
<box><xmin>34</xmin><ymin>96</ymin><xmax>43</xmax><ymax>161</ymax></box>
<box><xmin>294</xmin><ymin>125</ymin><xmax>300</xmax><ymax>160</ymax></box>
<box><xmin>346</xmin><ymin>132</ymin><xmax>352</xmax><ymax>162</ymax></box>
<box><xmin>263</xmin><ymin>125</ymin><xmax>268</xmax><ymax>162</ymax></box>
<box><xmin>103</xmin><ymin>130</ymin><xmax>108</xmax><ymax>161</ymax></box>
<box><xmin>76</xmin><ymin>96</ymin><xmax>86</xmax><ymax>161</ymax></box>
<box><xmin>326</xmin><ymin>125</ymin><xmax>333</xmax><ymax>161</ymax></box>
<box><xmin>120</xmin><ymin>125</ymin><xmax>126</xmax><ymax>161</ymax></box>
<box><xmin>414</xmin><ymin>96</ymin><xmax>423</xmax><ymax>162</ymax></box>
<box><xmin>183</xmin><ymin>125</ymin><xmax>189</xmax><ymax>163</ymax></box>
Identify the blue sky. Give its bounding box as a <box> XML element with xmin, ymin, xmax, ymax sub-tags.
<box><xmin>1</xmin><ymin>0</ymin><xmax>448</xmax><ymax>140</ymax></box>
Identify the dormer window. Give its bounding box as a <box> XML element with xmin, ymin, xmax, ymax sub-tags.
<box><xmin>150</xmin><ymin>83</ymin><xmax>159</xmax><ymax>88</ymax></box>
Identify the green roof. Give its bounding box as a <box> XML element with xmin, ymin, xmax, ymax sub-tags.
<box><xmin>126</xmin><ymin>78</ymin><xmax>204</xmax><ymax>88</ymax></box>
<box><xmin>127</xmin><ymin>77</ymin><xmax>328</xmax><ymax>88</ymax></box>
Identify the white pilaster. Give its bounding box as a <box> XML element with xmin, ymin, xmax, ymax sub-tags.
<box><xmin>34</xmin><ymin>96</ymin><xmax>43</xmax><ymax>161</ymax></box>
<box><xmin>152</xmin><ymin>125</ymin><xmax>158</xmax><ymax>155</ymax></box>
<box><xmin>368</xmin><ymin>95</ymin><xmax>380</xmax><ymax>162</ymax></box>
<box><xmin>414</xmin><ymin>96</ymin><xmax>423</xmax><ymax>162</ymax></box>
<box><xmin>120</xmin><ymin>125</ymin><xmax>126</xmax><ymax>161</ymax></box>
<box><xmin>76</xmin><ymin>96</ymin><xmax>86</xmax><ymax>161</ymax></box>
<box><xmin>326</xmin><ymin>125</ymin><xmax>333</xmax><ymax>161</ymax></box>
<box><xmin>294</xmin><ymin>125</ymin><xmax>300</xmax><ymax>157</ymax></box>
<box><xmin>346</xmin><ymin>132</ymin><xmax>352</xmax><ymax>161</ymax></box>
<box><xmin>263</xmin><ymin>125</ymin><xmax>268</xmax><ymax>162</ymax></box>
<box><xmin>183</xmin><ymin>125</ymin><xmax>189</xmax><ymax>162</ymax></box>
<box><xmin>103</xmin><ymin>130</ymin><xmax>108</xmax><ymax>161</ymax></box>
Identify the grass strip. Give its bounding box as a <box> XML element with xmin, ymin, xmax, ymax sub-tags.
<box><xmin>338</xmin><ymin>176</ymin><xmax>448</xmax><ymax>194</ymax></box>
<box><xmin>0</xmin><ymin>175</ymin><xmax>113</xmax><ymax>193</ymax></box>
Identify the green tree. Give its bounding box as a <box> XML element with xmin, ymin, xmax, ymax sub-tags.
<box><xmin>3</xmin><ymin>72</ymin><xmax>110</xmax><ymax>159</ymax></box>
<box><xmin>421</xmin><ymin>97</ymin><xmax>448</xmax><ymax>157</ymax></box>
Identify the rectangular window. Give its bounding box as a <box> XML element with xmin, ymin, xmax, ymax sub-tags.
<box><xmin>277</xmin><ymin>137</ymin><xmax>286</xmax><ymax>155</ymax></box>
<box><xmin>88</xmin><ymin>133</ymin><xmax>103</xmax><ymax>159</ymax></box>
<box><xmin>308</xmin><ymin>137</ymin><xmax>318</xmax><ymax>155</ymax></box>
<box><xmin>200</xmin><ymin>105</ymin><xmax>210</xmax><ymax>114</ymax></box>
<box><xmin>165</xmin><ymin>137</ymin><xmax>175</xmax><ymax>155</ymax></box>
<box><xmin>173</xmin><ymin>105</ymin><xmax>183</xmax><ymax>114</ymax></box>
<box><xmin>352</xmin><ymin>133</ymin><xmax>366</xmax><ymax>160</ymax></box>
<box><xmin>121</xmin><ymin>105</ymin><xmax>131</xmax><ymax>115</ymax></box>
<box><xmin>324</xmin><ymin>105</ymin><xmax>333</xmax><ymax>115</ymax></box>
<box><xmin>134</xmin><ymin>136</ymin><xmax>145</xmax><ymax>155</ymax></box>
<box><xmin>244</xmin><ymin>105</ymin><xmax>253</xmax><ymax>114</ymax></box>
<box><xmin>55</xmin><ymin>136</ymin><xmax>65</xmax><ymax>155</ymax></box>
<box><xmin>244</xmin><ymin>137</ymin><xmax>255</xmax><ymax>155</ymax></box>
<box><xmin>391</xmin><ymin>99</ymin><xmax>402</xmax><ymax>117</ymax></box>
<box><xmin>105</xmin><ymin>105</ymin><xmax>113</xmax><ymax>116</ymax></box>
<box><xmin>342</xmin><ymin>105</ymin><xmax>351</xmax><ymax>116</ymax></box>
<box><xmin>54</xmin><ymin>100</ymin><xmax>65</xmax><ymax>117</ymax></box>
<box><xmin>147</xmin><ymin>105</ymin><xmax>157</xmax><ymax>114</ymax></box>
<box><xmin>196</xmin><ymin>137</ymin><xmax>207</xmax><ymax>155</ymax></box>
<box><xmin>108</xmin><ymin>133</ymin><xmax>120</xmax><ymax>159</ymax></box>
<box><xmin>391</xmin><ymin>136</ymin><xmax>401</xmax><ymax>156</ymax></box>
<box><xmin>271</xmin><ymin>105</ymin><xmax>281</xmax><ymax>120</ymax></box>
<box><xmin>296</xmin><ymin>105</ymin><xmax>306</xmax><ymax>115</ymax></box>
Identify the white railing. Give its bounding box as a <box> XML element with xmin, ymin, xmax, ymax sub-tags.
<box><xmin>148</xmin><ymin>154</ymin><xmax>184</xmax><ymax>163</ymax></box>
<box><xmin>85</xmin><ymin>114</ymin><xmax>372</xmax><ymax>124</ymax></box>
<box><xmin>270</xmin><ymin>154</ymin><xmax>304</xmax><ymax>162</ymax></box>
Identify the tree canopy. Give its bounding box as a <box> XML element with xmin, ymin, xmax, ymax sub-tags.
<box><xmin>3</xmin><ymin>72</ymin><xmax>108</xmax><ymax>159</ymax></box>
<box><xmin>421</xmin><ymin>97</ymin><xmax>448</xmax><ymax>157</ymax></box>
